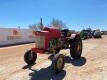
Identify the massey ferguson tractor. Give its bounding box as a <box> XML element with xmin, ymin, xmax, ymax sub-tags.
<box><xmin>24</xmin><ymin>27</ymin><xmax>82</xmax><ymax>73</ymax></box>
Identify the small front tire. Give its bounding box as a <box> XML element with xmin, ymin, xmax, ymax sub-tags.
<box><xmin>24</xmin><ymin>50</ymin><xmax>37</xmax><ymax>65</ymax></box>
<box><xmin>52</xmin><ymin>53</ymin><xmax>65</xmax><ymax>73</ymax></box>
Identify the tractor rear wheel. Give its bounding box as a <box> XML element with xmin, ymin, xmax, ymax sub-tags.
<box><xmin>69</xmin><ymin>36</ymin><xmax>82</xmax><ymax>59</ymax></box>
<box><xmin>24</xmin><ymin>50</ymin><xmax>37</xmax><ymax>65</ymax></box>
<box><xmin>52</xmin><ymin>53</ymin><xmax>65</xmax><ymax>73</ymax></box>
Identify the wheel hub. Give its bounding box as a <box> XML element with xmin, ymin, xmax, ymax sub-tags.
<box><xmin>77</xmin><ymin>42</ymin><xmax>81</xmax><ymax>52</ymax></box>
<box><xmin>57</xmin><ymin>57</ymin><xmax>63</xmax><ymax>70</ymax></box>
<box><xmin>28</xmin><ymin>53</ymin><xmax>33</xmax><ymax>60</ymax></box>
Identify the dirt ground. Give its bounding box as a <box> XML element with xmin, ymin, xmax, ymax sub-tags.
<box><xmin>0</xmin><ymin>35</ymin><xmax>107</xmax><ymax>80</ymax></box>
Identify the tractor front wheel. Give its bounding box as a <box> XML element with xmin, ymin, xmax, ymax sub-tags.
<box><xmin>24</xmin><ymin>50</ymin><xmax>37</xmax><ymax>65</ymax></box>
<box><xmin>52</xmin><ymin>53</ymin><xmax>65</xmax><ymax>73</ymax></box>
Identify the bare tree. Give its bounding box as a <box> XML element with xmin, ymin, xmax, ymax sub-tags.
<box><xmin>50</xmin><ymin>18</ymin><xmax>67</xmax><ymax>30</ymax></box>
<box><xmin>29</xmin><ymin>24</ymin><xmax>38</xmax><ymax>30</ymax></box>
<box><xmin>29</xmin><ymin>18</ymin><xmax>44</xmax><ymax>30</ymax></box>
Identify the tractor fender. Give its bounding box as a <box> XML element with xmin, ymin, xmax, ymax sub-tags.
<box><xmin>69</xmin><ymin>33</ymin><xmax>77</xmax><ymax>39</ymax></box>
<box><xmin>69</xmin><ymin>33</ymin><xmax>80</xmax><ymax>39</ymax></box>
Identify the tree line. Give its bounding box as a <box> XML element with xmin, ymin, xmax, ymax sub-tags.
<box><xmin>29</xmin><ymin>18</ymin><xmax>67</xmax><ymax>30</ymax></box>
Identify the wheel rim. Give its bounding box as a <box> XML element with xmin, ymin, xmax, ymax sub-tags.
<box><xmin>77</xmin><ymin>41</ymin><xmax>81</xmax><ymax>54</ymax></box>
<box><xmin>57</xmin><ymin>57</ymin><xmax>63</xmax><ymax>70</ymax></box>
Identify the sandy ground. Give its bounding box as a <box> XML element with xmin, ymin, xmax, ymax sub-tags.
<box><xmin>0</xmin><ymin>35</ymin><xmax>107</xmax><ymax>80</ymax></box>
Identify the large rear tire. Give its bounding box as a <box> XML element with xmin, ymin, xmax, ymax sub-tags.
<box><xmin>24</xmin><ymin>50</ymin><xmax>37</xmax><ymax>65</ymax></box>
<box><xmin>69</xmin><ymin>36</ymin><xmax>82</xmax><ymax>59</ymax></box>
<box><xmin>52</xmin><ymin>53</ymin><xmax>65</xmax><ymax>73</ymax></box>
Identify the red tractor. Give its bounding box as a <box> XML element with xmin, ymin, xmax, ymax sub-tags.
<box><xmin>24</xmin><ymin>27</ymin><xmax>82</xmax><ymax>72</ymax></box>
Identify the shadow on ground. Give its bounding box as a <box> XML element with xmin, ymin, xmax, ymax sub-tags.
<box><xmin>22</xmin><ymin>55</ymin><xmax>86</xmax><ymax>80</ymax></box>
<box><xmin>65</xmin><ymin>56</ymin><xmax>86</xmax><ymax>66</ymax></box>
<box><xmin>23</xmin><ymin>65</ymin><xmax>66</xmax><ymax>80</ymax></box>
<box><xmin>48</xmin><ymin>55</ymin><xmax>86</xmax><ymax>66</ymax></box>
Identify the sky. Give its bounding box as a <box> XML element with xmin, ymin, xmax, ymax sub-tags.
<box><xmin>0</xmin><ymin>0</ymin><xmax>107</xmax><ymax>31</ymax></box>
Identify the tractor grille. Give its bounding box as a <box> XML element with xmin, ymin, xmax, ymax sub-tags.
<box><xmin>35</xmin><ymin>35</ymin><xmax>45</xmax><ymax>48</ymax></box>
